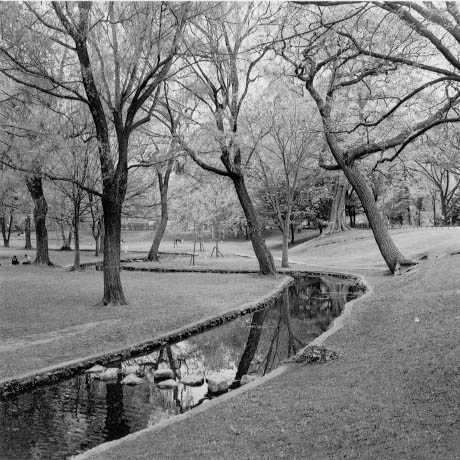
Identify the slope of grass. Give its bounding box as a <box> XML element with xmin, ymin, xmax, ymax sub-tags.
<box><xmin>82</xmin><ymin>229</ymin><xmax>460</xmax><ymax>460</ymax></box>
<box><xmin>288</xmin><ymin>227</ymin><xmax>460</xmax><ymax>270</ymax></box>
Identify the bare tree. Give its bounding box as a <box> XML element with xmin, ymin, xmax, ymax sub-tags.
<box><xmin>409</xmin><ymin>129</ymin><xmax>460</xmax><ymax>225</ymax></box>
<box><xmin>172</xmin><ymin>3</ymin><xmax>278</xmax><ymax>274</ymax></box>
<box><xmin>0</xmin><ymin>3</ymin><xmax>190</xmax><ymax>304</ymax></box>
<box><xmin>279</xmin><ymin>4</ymin><xmax>460</xmax><ymax>272</ymax></box>
<box><xmin>255</xmin><ymin>98</ymin><xmax>318</xmax><ymax>267</ymax></box>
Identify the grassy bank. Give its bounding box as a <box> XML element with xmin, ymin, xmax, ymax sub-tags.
<box><xmin>81</xmin><ymin>229</ymin><xmax>460</xmax><ymax>459</ymax></box>
<box><xmin>0</xmin><ymin>264</ymin><xmax>282</xmax><ymax>382</ymax></box>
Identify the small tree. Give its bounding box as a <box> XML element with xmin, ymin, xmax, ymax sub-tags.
<box><xmin>253</xmin><ymin>97</ymin><xmax>319</xmax><ymax>267</ymax></box>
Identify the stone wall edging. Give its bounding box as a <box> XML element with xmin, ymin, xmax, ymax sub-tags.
<box><xmin>74</xmin><ymin>269</ymin><xmax>370</xmax><ymax>460</ymax></box>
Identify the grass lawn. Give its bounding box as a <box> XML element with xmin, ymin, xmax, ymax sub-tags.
<box><xmin>3</xmin><ymin>227</ymin><xmax>460</xmax><ymax>458</ymax></box>
<box><xmin>0</xmin><ymin>264</ymin><xmax>283</xmax><ymax>382</ymax></box>
<box><xmin>288</xmin><ymin>226</ymin><xmax>460</xmax><ymax>271</ymax></box>
<box><xmin>81</xmin><ymin>228</ymin><xmax>460</xmax><ymax>460</ymax></box>
<box><xmin>0</xmin><ymin>247</ymin><xmax>103</xmax><ymax>267</ymax></box>
<box><xmin>125</xmin><ymin>254</ymin><xmax>272</xmax><ymax>272</ymax></box>
<box><xmin>122</xmin><ymin>226</ymin><xmax>460</xmax><ymax>273</ymax></box>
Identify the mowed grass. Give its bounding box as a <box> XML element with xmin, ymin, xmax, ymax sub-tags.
<box><xmin>0</xmin><ymin>247</ymin><xmax>103</xmax><ymax>267</ymax></box>
<box><xmin>288</xmin><ymin>226</ymin><xmax>460</xmax><ymax>270</ymax></box>
<box><xmin>85</xmin><ymin>235</ymin><xmax>460</xmax><ymax>460</ymax></box>
<box><xmin>125</xmin><ymin>255</ymin><xmax>268</xmax><ymax>272</ymax></box>
<box><xmin>0</xmin><ymin>264</ymin><xmax>283</xmax><ymax>381</ymax></box>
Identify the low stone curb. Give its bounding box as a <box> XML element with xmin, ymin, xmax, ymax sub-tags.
<box><xmin>122</xmin><ymin>265</ymin><xmax>260</xmax><ymax>274</ymax></box>
<box><xmin>0</xmin><ymin>275</ymin><xmax>293</xmax><ymax>399</ymax></box>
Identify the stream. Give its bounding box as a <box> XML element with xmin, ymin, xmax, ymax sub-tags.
<box><xmin>0</xmin><ymin>274</ymin><xmax>363</xmax><ymax>459</ymax></box>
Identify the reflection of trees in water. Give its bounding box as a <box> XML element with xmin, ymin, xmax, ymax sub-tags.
<box><xmin>235</xmin><ymin>277</ymin><xmax>355</xmax><ymax>384</ymax></box>
<box><xmin>104</xmin><ymin>382</ymin><xmax>130</xmax><ymax>441</ymax></box>
<box><xmin>149</xmin><ymin>276</ymin><xmax>351</xmax><ymax>386</ymax></box>
<box><xmin>235</xmin><ymin>309</ymin><xmax>268</xmax><ymax>382</ymax></box>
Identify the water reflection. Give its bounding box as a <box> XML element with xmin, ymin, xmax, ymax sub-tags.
<box><xmin>0</xmin><ymin>275</ymin><xmax>361</xmax><ymax>459</ymax></box>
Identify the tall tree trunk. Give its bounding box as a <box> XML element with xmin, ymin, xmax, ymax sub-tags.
<box><xmin>281</xmin><ymin>216</ymin><xmax>290</xmax><ymax>268</ymax></box>
<box><xmin>147</xmin><ymin>200</ymin><xmax>167</xmax><ymax>261</ymax></box>
<box><xmin>233</xmin><ymin>175</ymin><xmax>275</xmax><ymax>274</ymax></box>
<box><xmin>94</xmin><ymin>218</ymin><xmax>103</xmax><ymax>257</ymax></box>
<box><xmin>235</xmin><ymin>310</ymin><xmax>267</xmax><ymax>383</ymax></box>
<box><xmin>0</xmin><ymin>214</ymin><xmax>6</xmax><ymax>247</ymax></box>
<box><xmin>342</xmin><ymin>163</ymin><xmax>412</xmax><ymax>272</ymax></box>
<box><xmin>325</xmin><ymin>175</ymin><xmax>350</xmax><ymax>234</ymax></box>
<box><xmin>95</xmin><ymin>233</ymin><xmax>100</xmax><ymax>257</ymax></box>
<box><xmin>99</xmin><ymin>220</ymin><xmax>104</xmax><ymax>256</ymax></box>
<box><xmin>60</xmin><ymin>222</ymin><xmax>72</xmax><ymax>250</ymax></box>
<box><xmin>290</xmin><ymin>223</ymin><xmax>295</xmax><ymax>244</ymax></box>
<box><xmin>26</xmin><ymin>175</ymin><xmax>51</xmax><ymax>265</ymax></box>
<box><xmin>73</xmin><ymin>201</ymin><xmax>81</xmax><ymax>270</ymax></box>
<box><xmin>1</xmin><ymin>211</ymin><xmax>13</xmax><ymax>247</ymax></box>
<box><xmin>1</xmin><ymin>213</ymin><xmax>9</xmax><ymax>247</ymax></box>
<box><xmin>6</xmin><ymin>211</ymin><xmax>13</xmax><ymax>247</ymax></box>
<box><xmin>100</xmin><ymin>195</ymin><xmax>126</xmax><ymax>305</ymax></box>
<box><xmin>24</xmin><ymin>215</ymin><xmax>32</xmax><ymax>250</ymax></box>
<box><xmin>147</xmin><ymin>165</ymin><xmax>172</xmax><ymax>261</ymax></box>
<box><xmin>440</xmin><ymin>194</ymin><xmax>448</xmax><ymax>225</ymax></box>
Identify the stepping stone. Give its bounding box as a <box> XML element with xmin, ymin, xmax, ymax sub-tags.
<box><xmin>121</xmin><ymin>374</ymin><xmax>144</xmax><ymax>386</ymax></box>
<box><xmin>122</xmin><ymin>364</ymin><xmax>143</xmax><ymax>376</ymax></box>
<box><xmin>85</xmin><ymin>365</ymin><xmax>105</xmax><ymax>374</ymax></box>
<box><xmin>96</xmin><ymin>368</ymin><xmax>119</xmax><ymax>381</ymax></box>
<box><xmin>181</xmin><ymin>374</ymin><xmax>204</xmax><ymax>387</ymax></box>
<box><xmin>153</xmin><ymin>369</ymin><xmax>174</xmax><ymax>382</ymax></box>
<box><xmin>206</xmin><ymin>376</ymin><xmax>229</xmax><ymax>395</ymax></box>
<box><xmin>157</xmin><ymin>379</ymin><xmax>178</xmax><ymax>389</ymax></box>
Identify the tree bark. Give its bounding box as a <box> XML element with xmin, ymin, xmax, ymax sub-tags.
<box><xmin>147</xmin><ymin>165</ymin><xmax>172</xmax><ymax>261</ymax></box>
<box><xmin>93</xmin><ymin>218</ymin><xmax>103</xmax><ymax>257</ymax></box>
<box><xmin>0</xmin><ymin>214</ymin><xmax>6</xmax><ymax>247</ymax></box>
<box><xmin>73</xmin><ymin>201</ymin><xmax>81</xmax><ymax>270</ymax></box>
<box><xmin>325</xmin><ymin>175</ymin><xmax>350</xmax><ymax>234</ymax></box>
<box><xmin>100</xmin><ymin>194</ymin><xmax>126</xmax><ymax>305</ymax></box>
<box><xmin>440</xmin><ymin>194</ymin><xmax>448</xmax><ymax>225</ymax></box>
<box><xmin>99</xmin><ymin>220</ymin><xmax>104</xmax><ymax>256</ymax></box>
<box><xmin>306</xmin><ymin>80</ymin><xmax>411</xmax><ymax>273</ymax></box>
<box><xmin>60</xmin><ymin>222</ymin><xmax>72</xmax><ymax>250</ymax></box>
<box><xmin>1</xmin><ymin>211</ymin><xmax>13</xmax><ymax>247</ymax></box>
<box><xmin>281</xmin><ymin>216</ymin><xmax>290</xmax><ymax>268</ymax></box>
<box><xmin>147</xmin><ymin>197</ymin><xmax>167</xmax><ymax>261</ymax></box>
<box><xmin>26</xmin><ymin>175</ymin><xmax>51</xmax><ymax>265</ymax></box>
<box><xmin>290</xmin><ymin>223</ymin><xmax>295</xmax><ymax>244</ymax></box>
<box><xmin>233</xmin><ymin>175</ymin><xmax>276</xmax><ymax>274</ymax></box>
<box><xmin>24</xmin><ymin>215</ymin><xmax>32</xmax><ymax>250</ymax></box>
<box><xmin>342</xmin><ymin>163</ymin><xmax>412</xmax><ymax>272</ymax></box>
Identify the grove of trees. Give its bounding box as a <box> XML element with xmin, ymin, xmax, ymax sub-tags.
<box><xmin>2</xmin><ymin>1</ymin><xmax>460</xmax><ymax>304</ymax></box>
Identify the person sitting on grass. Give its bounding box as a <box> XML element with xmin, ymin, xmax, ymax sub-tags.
<box><xmin>22</xmin><ymin>254</ymin><xmax>31</xmax><ymax>265</ymax></box>
<box><xmin>11</xmin><ymin>255</ymin><xmax>19</xmax><ymax>265</ymax></box>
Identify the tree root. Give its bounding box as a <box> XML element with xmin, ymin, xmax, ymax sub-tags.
<box><xmin>393</xmin><ymin>259</ymin><xmax>418</xmax><ymax>275</ymax></box>
<box><xmin>400</xmin><ymin>259</ymin><xmax>417</xmax><ymax>266</ymax></box>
